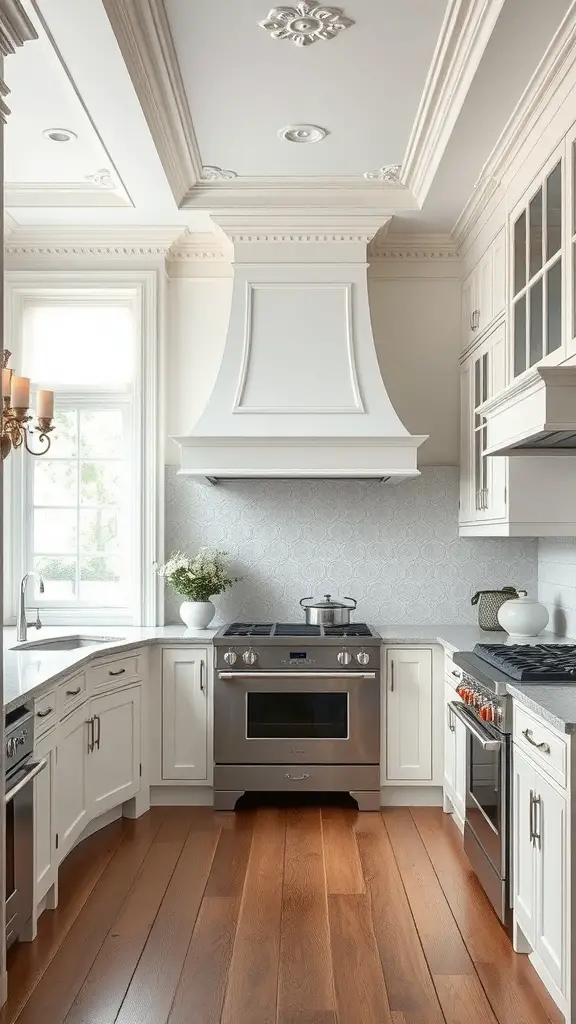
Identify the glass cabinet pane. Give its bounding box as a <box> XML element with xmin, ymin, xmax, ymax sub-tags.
<box><xmin>547</xmin><ymin>258</ymin><xmax>562</xmax><ymax>354</ymax></box>
<box><xmin>529</xmin><ymin>279</ymin><xmax>543</xmax><ymax>366</ymax></box>
<box><xmin>514</xmin><ymin>296</ymin><xmax>527</xmax><ymax>376</ymax></box>
<box><xmin>514</xmin><ymin>211</ymin><xmax>526</xmax><ymax>294</ymax></box>
<box><xmin>546</xmin><ymin>163</ymin><xmax>562</xmax><ymax>260</ymax></box>
<box><xmin>529</xmin><ymin>188</ymin><xmax>543</xmax><ymax>279</ymax></box>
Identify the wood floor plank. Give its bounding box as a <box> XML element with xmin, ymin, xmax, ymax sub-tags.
<box><xmin>277</xmin><ymin>808</ymin><xmax>336</xmax><ymax>1024</ymax></box>
<box><xmin>383</xmin><ymin>808</ymin><xmax>498</xmax><ymax>1024</ymax></box>
<box><xmin>321</xmin><ymin>808</ymin><xmax>364</xmax><ymax>895</ymax></box>
<box><xmin>1</xmin><ymin>818</ymin><xmax>128</xmax><ymax>1024</ymax></box>
<box><xmin>167</xmin><ymin>897</ymin><xmax>239</xmax><ymax>1024</ymax></box>
<box><xmin>13</xmin><ymin>813</ymin><xmax>165</xmax><ymax>1024</ymax></box>
<box><xmin>204</xmin><ymin>812</ymin><xmax>255</xmax><ymax>897</ymax></box>
<box><xmin>412</xmin><ymin>807</ymin><xmax>563</xmax><ymax>1024</ymax></box>
<box><xmin>220</xmin><ymin>809</ymin><xmax>286</xmax><ymax>1024</ymax></box>
<box><xmin>329</xmin><ymin>893</ymin><xmax>392</xmax><ymax>1023</ymax></box>
<box><xmin>113</xmin><ymin>822</ymin><xmax>224</xmax><ymax>1024</ymax></box>
<box><xmin>355</xmin><ymin>813</ymin><xmax>445</xmax><ymax>1024</ymax></box>
<box><xmin>62</xmin><ymin>816</ymin><xmax>192</xmax><ymax>1024</ymax></box>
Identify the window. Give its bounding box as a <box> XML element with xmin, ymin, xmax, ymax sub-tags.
<box><xmin>5</xmin><ymin>275</ymin><xmax>160</xmax><ymax>626</ymax></box>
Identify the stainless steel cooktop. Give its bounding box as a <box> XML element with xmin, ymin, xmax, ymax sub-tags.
<box><xmin>214</xmin><ymin>622</ymin><xmax>380</xmax><ymax>643</ymax></box>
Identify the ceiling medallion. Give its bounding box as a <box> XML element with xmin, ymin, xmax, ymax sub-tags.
<box><xmin>364</xmin><ymin>164</ymin><xmax>402</xmax><ymax>182</ymax></box>
<box><xmin>85</xmin><ymin>168</ymin><xmax>116</xmax><ymax>189</ymax></box>
<box><xmin>201</xmin><ymin>165</ymin><xmax>238</xmax><ymax>181</ymax></box>
<box><xmin>259</xmin><ymin>3</ymin><xmax>354</xmax><ymax>46</ymax></box>
<box><xmin>278</xmin><ymin>124</ymin><xmax>328</xmax><ymax>144</ymax></box>
<box><xmin>42</xmin><ymin>128</ymin><xmax>77</xmax><ymax>143</ymax></box>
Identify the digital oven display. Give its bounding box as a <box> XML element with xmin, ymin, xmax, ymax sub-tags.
<box><xmin>289</xmin><ymin>651</ymin><xmax>307</xmax><ymax>659</ymax></box>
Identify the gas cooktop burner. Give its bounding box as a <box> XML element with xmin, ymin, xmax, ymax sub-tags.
<box><xmin>474</xmin><ymin>643</ymin><xmax>576</xmax><ymax>681</ymax></box>
<box><xmin>221</xmin><ymin>622</ymin><xmax>375</xmax><ymax>639</ymax></box>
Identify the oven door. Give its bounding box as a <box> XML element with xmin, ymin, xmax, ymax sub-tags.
<box><xmin>449</xmin><ymin>702</ymin><xmax>508</xmax><ymax>877</ymax></box>
<box><xmin>5</xmin><ymin>757</ymin><xmax>47</xmax><ymax>947</ymax></box>
<box><xmin>214</xmin><ymin>670</ymin><xmax>379</xmax><ymax>765</ymax></box>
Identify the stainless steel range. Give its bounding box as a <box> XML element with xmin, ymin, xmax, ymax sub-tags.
<box><xmin>451</xmin><ymin>642</ymin><xmax>576</xmax><ymax>928</ymax></box>
<box><xmin>213</xmin><ymin>622</ymin><xmax>381</xmax><ymax>811</ymax></box>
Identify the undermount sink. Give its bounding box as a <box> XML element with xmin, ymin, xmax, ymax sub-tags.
<box><xmin>12</xmin><ymin>635</ymin><xmax>122</xmax><ymax>652</ymax></box>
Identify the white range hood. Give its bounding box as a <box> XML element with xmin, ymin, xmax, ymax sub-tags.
<box><xmin>172</xmin><ymin>213</ymin><xmax>427</xmax><ymax>481</ymax></box>
<box><xmin>480</xmin><ymin>366</ymin><xmax>576</xmax><ymax>456</ymax></box>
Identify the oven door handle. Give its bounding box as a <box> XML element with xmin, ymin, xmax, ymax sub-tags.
<box><xmin>448</xmin><ymin>702</ymin><xmax>502</xmax><ymax>751</ymax></box>
<box><xmin>218</xmin><ymin>671</ymin><xmax>376</xmax><ymax>680</ymax></box>
<box><xmin>5</xmin><ymin>758</ymin><xmax>48</xmax><ymax>804</ymax></box>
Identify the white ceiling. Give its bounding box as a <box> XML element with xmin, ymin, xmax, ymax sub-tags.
<box><xmin>164</xmin><ymin>0</ymin><xmax>447</xmax><ymax>179</ymax></box>
<box><xmin>3</xmin><ymin>0</ymin><xmax>575</xmax><ymax>237</ymax></box>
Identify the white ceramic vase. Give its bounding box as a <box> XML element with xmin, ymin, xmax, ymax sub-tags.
<box><xmin>497</xmin><ymin>590</ymin><xmax>549</xmax><ymax>638</ymax></box>
<box><xmin>179</xmin><ymin>600</ymin><xmax>215</xmax><ymax>630</ymax></box>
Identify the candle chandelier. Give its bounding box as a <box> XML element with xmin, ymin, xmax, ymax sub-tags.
<box><xmin>2</xmin><ymin>350</ymin><xmax>55</xmax><ymax>460</ymax></box>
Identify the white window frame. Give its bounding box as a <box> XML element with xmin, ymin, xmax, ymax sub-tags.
<box><xmin>4</xmin><ymin>270</ymin><xmax>164</xmax><ymax>627</ymax></box>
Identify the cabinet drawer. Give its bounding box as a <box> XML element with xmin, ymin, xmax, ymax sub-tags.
<box><xmin>87</xmin><ymin>654</ymin><xmax>142</xmax><ymax>692</ymax></box>
<box><xmin>513</xmin><ymin>704</ymin><xmax>566</xmax><ymax>788</ymax></box>
<box><xmin>57</xmin><ymin>672</ymin><xmax>86</xmax><ymax>716</ymax></box>
<box><xmin>34</xmin><ymin>690</ymin><xmax>57</xmax><ymax>736</ymax></box>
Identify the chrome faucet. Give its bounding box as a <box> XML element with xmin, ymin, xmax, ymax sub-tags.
<box><xmin>17</xmin><ymin>571</ymin><xmax>45</xmax><ymax>643</ymax></box>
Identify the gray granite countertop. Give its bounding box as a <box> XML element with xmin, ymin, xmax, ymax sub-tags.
<box><xmin>376</xmin><ymin>624</ymin><xmax>572</xmax><ymax>654</ymax></box>
<box><xmin>3</xmin><ymin>626</ymin><xmax>218</xmax><ymax>713</ymax></box>
<box><xmin>506</xmin><ymin>682</ymin><xmax>576</xmax><ymax>734</ymax></box>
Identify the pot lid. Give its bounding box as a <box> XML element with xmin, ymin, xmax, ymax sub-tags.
<box><xmin>302</xmin><ymin>593</ymin><xmax>355</xmax><ymax>609</ymax></box>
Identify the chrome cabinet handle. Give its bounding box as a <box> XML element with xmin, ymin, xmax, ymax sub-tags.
<box><xmin>94</xmin><ymin>714</ymin><xmax>101</xmax><ymax>750</ymax></box>
<box><xmin>532</xmin><ymin>792</ymin><xmax>541</xmax><ymax>847</ymax></box>
<box><xmin>37</xmin><ymin>707</ymin><xmax>53</xmax><ymax>718</ymax></box>
<box><xmin>66</xmin><ymin>685</ymin><xmax>81</xmax><ymax>697</ymax></box>
<box><xmin>200</xmin><ymin>659</ymin><xmax>205</xmax><ymax>693</ymax></box>
<box><xmin>529</xmin><ymin>788</ymin><xmax>535</xmax><ymax>842</ymax></box>
<box><xmin>87</xmin><ymin>717</ymin><xmax>94</xmax><ymax>754</ymax></box>
<box><xmin>284</xmin><ymin>773</ymin><xmax>310</xmax><ymax>781</ymax></box>
<box><xmin>522</xmin><ymin>728</ymin><xmax>550</xmax><ymax>754</ymax></box>
<box><xmin>390</xmin><ymin>661</ymin><xmax>395</xmax><ymax>692</ymax></box>
<box><xmin>109</xmin><ymin>667</ymin><xmax>126</xmax><ymax>677</ymax></box>
<box><xmin>446</xmin><ymin>702</ymin><xmax>455</xmax><ymax>733</ymax></box>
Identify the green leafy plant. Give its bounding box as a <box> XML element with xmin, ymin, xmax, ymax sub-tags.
<box><xmin>153</xmin><ymin>549</ymin><xmax>240</xmax><ymax>602</ymax></box>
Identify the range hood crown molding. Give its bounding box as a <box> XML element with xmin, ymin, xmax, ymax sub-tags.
<box><xmin>479</xmin><ymin>365</ymin><xmax>576</xmax><ymax>455</ymax></box>
<box><xmin>172</xmin><ymin>211</ymin><xmax>427</xmax><ymax>481</ymax></box>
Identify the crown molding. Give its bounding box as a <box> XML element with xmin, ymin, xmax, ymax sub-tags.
<box><xmin>4</xmin><ymin>225</ymin><xmax>182</xmax><ymax>260</ymax></box>
<box><xmin>0</xmin><ymin>0</ymin><xmax>38</xmax><ymax>122</ymax></box>
<box><xmin>401</xmin><ymin>0</ymin><xmax>505</xmax><ymax>205</ymax></box>
<box><xmin>453</xmin><ymin>1</ymin><xmax>576</xmax><ymax>245</ymax></box>
<box><xmin>369</xmin><ymin>234</ymin><xmax>459</xmax><ymax>260</ymax></box>
<box><xmin>101</xmin><ymin>0</ymin><xmax>202</xmax><ymax>204</ymax></box>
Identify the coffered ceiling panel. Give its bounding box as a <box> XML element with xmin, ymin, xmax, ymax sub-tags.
<box><xmin>163</xmin><ymin>0</ymin><xmax>448</xmax><ymax>179</ymax></box>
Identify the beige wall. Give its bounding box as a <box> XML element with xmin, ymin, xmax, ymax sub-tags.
<box><xmin>164</xmin><ymin>264</ymin><xmax>462</xmax><ymax>467</ymax></box>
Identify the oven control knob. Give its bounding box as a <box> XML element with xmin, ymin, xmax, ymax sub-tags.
<box><xmin>337</xmin><ymin>649</ymin><xmax>352</xmax><ymax>666</ymax></box>
<box><xmin>243</xmin><ymin>647</ymin><xmax>258</xmax><ymax>666</ymax></box>
<box><xmin>223</xmin><ymin>649</ymin><xmax>237</xmax><ymax>666</ymax></box>
<box><xmin>356</xmin><ymin>650</ymin><xmax>370</xmax><ymax>666</ymax></box>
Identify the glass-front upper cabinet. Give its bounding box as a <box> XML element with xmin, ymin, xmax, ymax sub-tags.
<box><xmin>571</xmin><ymin>135</ymin><xmax>576</xmax><ymax>351</ymax></box>
<box><xmin>512</xmin><ymin>155</ymin><xmax>563</xmax><ymax>377</ymax></box>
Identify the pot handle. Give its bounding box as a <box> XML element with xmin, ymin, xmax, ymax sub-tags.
<box><xmin>343</xmin><ymin>597</ymin><xmax>357</xmax><ymax>609</ymax></box>
<box><xmin>299</xmin><ymin>597</ymin><xmax>313</xmax><ymax>608</ymax></box>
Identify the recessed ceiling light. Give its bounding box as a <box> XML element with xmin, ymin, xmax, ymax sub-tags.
<box><xmin>42</xmin><ymin>128</ymin><xmax>77</xmax><ymax>143</ymax></box>
<box><xmin>278</xmin><ymin>124</ymin><xmax>329</xmax><ymax>144</ymax></box>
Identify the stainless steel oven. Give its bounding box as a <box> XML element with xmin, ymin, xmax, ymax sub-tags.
<box><xmin>5</xmin><ymin>706</ymin><xmax>47</xmax><ymax>949</ymax></box>
<box><xmin>213</xmin><ymin>623</ymin><xmax>381</xmax><ymax>811</ymax></box>
<box><xmin>450</xmin><ymin>701</ymin><xmax>510</xmax><ymax>923</ymax></box>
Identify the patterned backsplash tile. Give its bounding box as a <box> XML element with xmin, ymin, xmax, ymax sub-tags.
<box><xmin>164</xmin><ymin>466</ymin><xmax>537</xmax><ymax>626</ymax></box>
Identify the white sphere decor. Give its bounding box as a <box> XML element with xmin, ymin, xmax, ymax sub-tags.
<box><xmin>497</xmin><ymin>590</ymin><xmax>549</xmax><ymax>638</ymax></box>
<box><xmin>179</xmin><ymin>601</ymin><xmax>215</xmax><ymax>630</ymax></box>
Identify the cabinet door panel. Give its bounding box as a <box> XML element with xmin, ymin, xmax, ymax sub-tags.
<box><xmin>444</xmin><ymin>681</ymin><xmax>456</xmax><ymax>794</ymax></box>
<box><xmin>492</xmin><ymin>229</ymin><xmax>506</xmax><ymax>319</ymax></box>
<box><xmin>478</xmin><ymin>250</ymin><xmax>493</xmax><ymax>333</ymax></box>
<box><xmin>162</xmin><ymin>649</ymin><xmax>208</xmax><ymax>781</ymax></box>
<box><xmin>56</xmin><ymin>704</ymin><xmax>90</xmax><ymax>860</ymax></box>
<box><xmin>535</xmin><ymin>772</ymin><xmax>566</xmax><ymax>994</ymax></box>
<box><xmin>89</xmin><ymin>686</ymin><xmax>141</xmax><ymax>817</ymax></box>
<box><xmin>459</xmin><ymin>361</ymin><xmax>473</xmax><ymax>524</ymax></box>
<box><xmin>34</xmin><ymin>731</ymin><xmax>56</xmax><ymax>902</ymax></box>
<box><xmin>513</xmin><ymin>747</ymin><xmax>536</xmax><ymax>944</ymax></box>
<box><xmin>453</xmin><ymin>716</ymin><xmax>467</xmax><ymax>822</ymax></box>
<box><xmin>386</xmin><ymin>649</ymin><xmax>432</xmax><ymax>781</ymax></box>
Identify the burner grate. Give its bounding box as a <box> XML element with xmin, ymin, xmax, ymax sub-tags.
<box><xmin>323</xmin><ymin>624</ymin><xmax>372</xmax><ymax>637</ymax></box>
<box><xmin>474</xmin><ymin>643</ymin><xmax>576</xmax><ymax>681</ymax></box>
<box><xmin>273</xmin><ymin>624</ymin><xmax>322</xmax><ymax>636</ymax></box>
<box><xmin>222</xmin><ymin>623</ymin><xmax>273</xmax><ymax>637</ymax></box>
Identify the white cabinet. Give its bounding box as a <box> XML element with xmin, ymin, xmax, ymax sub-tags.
<box><xmin>386</xmin><ymin>648</ymin><xmax>432</xmax><ymax>781</ymax></box>
<box><xmin>56</xmin><ymin>704</ymin><xmax>90</xmax><ymax>860</ymax></box>
<box><xmin>513</xmin><ymin>744</ymin><xmax>567</xmax><ymax>1002</ymax></box>
<box><xmin>461</xmin><ymin>229</ymin><xmax>505</xmax><ymax>351</ymax></box>
<box><xmin>162</xmin><ymin>648</ymin><xmax>209</xmax><ymax>782</ymax></box>
<box><xmin>34</xmin><ymin>728</ymin><xmax>57</xmax><ymax>905</ymax></box>
<box><xmin>89</xmin><ymin>686</ymin><xmax>141</xmax><ymax>818</ymax></box>
<box><xmin>443</xmin><ymin>679</ymin><xmax>466</xmax><ymax>825</ymax></box>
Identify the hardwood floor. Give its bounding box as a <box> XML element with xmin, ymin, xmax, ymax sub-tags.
<box><xmin>2</xmin><ymin>805</ymin><xmax>563</xmax><ymax>1024</ymax></box>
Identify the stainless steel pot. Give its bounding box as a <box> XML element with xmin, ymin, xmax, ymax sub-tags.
<box><xmin>300</xmin><ymin>594</ymin><xmax>357</xmax><ymax>626</ymax></box>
